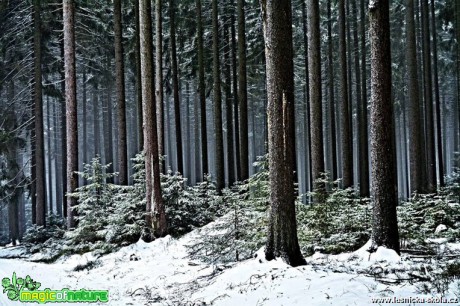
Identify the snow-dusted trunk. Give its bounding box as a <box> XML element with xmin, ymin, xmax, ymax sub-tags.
<box><xmin>369</xmin><ymin>0</ymin><xmax>400</xmax><ymax>253</ymax></box>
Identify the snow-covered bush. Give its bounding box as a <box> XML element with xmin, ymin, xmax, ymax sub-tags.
<box><xmin>22</xmin><ymin>214</ymin><xmax>65</xmax><ymax>246</ymax></box>
<box><xmin>65</xmin><ymin>156</ymin><xmax>116</xmax><ymax>254</ymax></box>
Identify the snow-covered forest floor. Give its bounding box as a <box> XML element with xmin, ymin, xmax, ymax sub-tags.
<box><xmin>1</xmin><ymin>225</ymin><xmax>460</xmax><ymax>306</ymax></box>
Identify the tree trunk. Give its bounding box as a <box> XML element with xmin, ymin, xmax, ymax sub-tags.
<box><xmin>212</xmin><ymin>0</ymin><xmax>225</xmax><ymax>192</ymax></box>
<box><xmin>261</xmin><ymin>0</ymin><xmax>305</xmax><ymax>267</ymax></box>
<box><xmin>135</xmin><ymin>0</ymin><xmax>143</xmax><ymax>151</ymax></box>
<box><xmin>139</xmin><ymin>0</ymin><xmax>167</xmax><ymax>238</ymax></box>
<box><xmin>170</xmin><ymin>0</ymin><xmax>183</xmax><ymax>175</ymax></box>
<box><xmin>64</xmin><ymin>0</ymin><xmax>78</xmax><ymax>229</ymax></box>
<box><xmin>406</xmin><ymin>0</ymin><xmax>423</xmax><ymax>195</ymax></box>
<box><xmin>369</xmin><ymin>0</ymin><xmax>400</xmax><ymax>253</ymax></box>
<box><xmin>196</xmin><ymin>0</ymin><xmax>208</xmax><ymax>178</ymax></box>
<box><xmin>224</xmin><ymin>22</ymin><xmax>235</xmax><ymax>185</ymax></box>
<box><xmin>34</xmin><ymin>0</ymin><xmax>46</xmax><ymax>226</ymax></box>
<box><xmin>156</xmin><ymin>0</ymin><xmax>165</xmax><ymax>172</ymax></box>
<box><xmin>237</xmin><ymin>0</ymin><xmax>249</xmax><ymax>181</ymax></box>
<box><xmin>339</xmin><ymin>0</ymin><xmax>353</xmax><ymax>189</ymax></box>
<box><xmin>114</xmin><ymin>0</ymin><xmax>128</xmax><ymax>185</ymax></box>
<box><xmin>307</xmin><ymin>0</ymin><xmax>325</xmax><ymax>194</ymax></box>
<box><xmin>46</xmin><ymin>97</ymin><xmax>53</xmax><ymax>214</ymax></box>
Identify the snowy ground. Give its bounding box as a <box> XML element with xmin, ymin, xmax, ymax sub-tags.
<box><xmin>1</xmin><ymin>232</ymin><xmax>459</xmax><ymax>306</ymax></box>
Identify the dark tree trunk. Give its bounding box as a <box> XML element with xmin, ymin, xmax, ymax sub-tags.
<box><xmin>60</xmin><ymin>27</ymin><xmax>67</xmax><ymax>219</ymax></box>
<box><xmin>406</xmin><ymin>0</ymin><xmax>423</xmax><ymax>194</ymax></box>
<box><xmin>339</xmin><ymin>0</ymin><xmax>353</xmax><ymax>189</ymax></box>
<box><xmin>139</xmin><ymin>0</ymin><xmax>167</xmax><ymax>238</ymax></box>
<box><xmin>421</xmin><ymin>0</ymin><xmax>436</xmax><ymax>193</ymax></box>
<box><xmin>261</xmin><ymin>0</ymin><xmax>305</xmax><ymax>267</ymax></box>
<box><xmin>114</xmin><ymin>0</ymin><xmax>128</xmax><ymax>185</ymax></box>
<box><xmin>53</xmin><ymin>99</ymin><xmax>62</xmax><ymax>216</ymax></box>
<box><xmin>307</xmin><ymin>0</ymin><xmax>325</xmax><ymax>194</ymax></box>
<box><xmin>46</xmin><ymin>97</ymin><xmax>53</xmax><ymax>214</ymax></box>
<box><xmin>64</xmin><ymin>0</ymin><xmax>78</xmax><ymax>229</ymax></box>
<box><xmin>224</xmin><ymin>22</ymin><xmax>235</xmax><ymax>185</ymax></box>
<box><xmin>212</xmin><ymin>0</ymin><xmax>225</xmax><ymax>192</ymax></box>
<box><xmin>156</xmin><ymin>0</ymin><xmax>165</xmax><ymax>172</ymax></box>
<box><xmin>369</xmin><ymin>0</ymin><xmax>400</xmax><ymax>253</ymax></box>
<box><xmin>237</xmin><ymin>0</ymin><xmax>248</xmax><ymax>181</ymax></box>
<box><xmin>196</xmin><ymin>0</ymin><xmax>208</xmax><ymax>178</ymax></box>
<box><xmin>34</xmin><ymin>0</ymin><xmax>46</xmax><ymax>226</ymax></box>
<box><xmin>359</xmin><ymin>0</ymin><xmax>369</xmax><ymax>197</ymax></box>
<box><xmin>302</xmin><ymin>0</ymin><xmax>312</xmax><ymax>191</ymax></box>
<box><xmin>170</xmin><ymin>0</ymin><xmax>183</xmax><ymax>175</ymax></box>
<box><xmin>135</xmin><ymin>0</ymin><xmax>143</xmax><ymax>151</ymax></box>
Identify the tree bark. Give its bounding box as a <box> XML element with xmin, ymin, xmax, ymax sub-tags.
<box><xmin>224</xmin><ymin>22</ymin><xmax>235</xmax><ymax>185</ymax></box>
<box><xmin>63</xmin><ymin>0</ymin><xmax>78</xmax><ymax>229</ymax></box>
<box><xmin>114</xmin><ymin>0</ymin><xmax>128</xmax><ymax>185</ymax></box>
<box><xmin>135</xmin><ymin>0</ymin><xmax>143</xmax><ymax>151</ymax></box>
<box><xmin>34</xmin><ymin>0</ymin><xmax>46</xmax><ymax>226</ymax></box>
<box><xmin>156</xmin><ymin>0</ymin><xmax>165</xmax><ymax>172</ymax></box>
<box><xmin>139</xmin><ymin>0</ymin><xmax>167</xmax><ymax>238</ymax></box>
<box><xmin>307</xmin><ymin>0</ymin><xmax>325</xmax><ymax>194</ymax></box>
<box><xmin>261</xmin><ymin>0</ymin><xmax>305</xmax><ymax>267</ymax></box>
<box><xmin>237</xmin><ymin>0</ymin><xmax>249</xmax><ymax>181</ymax></box>
<box><xmin>369</xmin><ymin>0</ymin><xmax>400</xmax><ymax>253</ymax></box>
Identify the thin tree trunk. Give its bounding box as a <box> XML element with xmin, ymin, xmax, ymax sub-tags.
<box><xmin>308</xmin><ymin>0</ymin><xmax>325</xmax><ymax>194</ymax></box>
<box><xmin>369</xmin><ymin>0</ymin><xmax>400</xmax><ymax>253</ymax></box>
<box><xmin>406</xmin><ymin>0</ymin><xmax>423</xmax><ymax>194</ymax></box>
<box><xmin>34</xmin><ymin>0</ymin><xmax>46</xmax><ymax>226</ymax></box>
<box><xmin>230</xmin><ymin>0</ymin><xmax>240</xmax><ymax>182</ymax></box>
<box><xmin>46</xmin><ymin>97</ymin><xmax>53</xmax><ymax>214</ymax></box>
<box><xmin>170</xmin><ymin>0</ymin><xmax>183</xmax><ymax>174</ymax></box>
<box><xmin>339</xmin><ymin>0</ymin><xmax>353</xmax><ymax>189</ymax></box>
<box><xmin>196</xmin><ymin>0</ymin><xmax>208</xmax><ymax>178</ymax></box>
<box><xmin>212</xmin><ymin>0</ymin><xmax>225</xmax><ymax>192</ymax></box>
<box><xmin>135</xmin><ymin>0</ymin><xmax>143</xmax><ymax>151</ymax></box>
<box><xmin>53</xmin><ymin>99</ymin><xmax>62</xmax><ymax>216</ymax></box>
<box><xmin>64</xmin><ymin>0</ymin><xmax>78</xmax><ymax>229</ymax></box>
<box><xmin>156</xmin><ymin>0</ymin><xmax>165</xmax><ymax>172</ymax></box>
<box><xmin>237</xmin><ymin>0</ymin><xmax>249</xmax><ymax>181</ymax></box>
<box><xmin>224</xmin><ymin>22</ymin><xmax>235</xmax><ymax>185</ymax></box>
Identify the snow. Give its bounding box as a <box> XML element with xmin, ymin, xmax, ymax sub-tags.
<box><xmin>0</xmin><ymin>234</ymin><xmax>458</xmax><ymax>306</ymax></box>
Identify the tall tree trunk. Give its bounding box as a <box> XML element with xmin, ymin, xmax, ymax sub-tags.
<box><xmin>230</xmin><ymin>0</ymin><xmax>241</xmax><ymax>182</ymax></box>
<box><xmin>339</xmin><ymin>0</ymin><xmax>353</xmax><ymax>188</ymax></box>
<box><xmin>64</xmin><ymin>0</ymin><xmax>78</xmax><ymax>229</ymax></box>
<box><xmin>261</xmin><ymin>0</ymin><xmax>305</xmax><ymax>267</ymax></box>
<box><xmin>185</xmin><ymin>82</ymin><xmax>192</xmax><ymax>180</ymax></box>
<box><xmin>326</xmin><ymin>0</ymin><xmax>337</xmax><ymax>182</ymax></box>
<box><xmin>359</xmin><ymin>0</ymin><xmax>369</xmax><ymax>197</ymax></box>
<box><xmin>196</xmin><ymin>0</ymin><xmax>208</xmax><ymax>178</ymax></box>
<box><xmin>212</xmin><ymin>0</ymin><xmax>225</xmax><ymax>192</ymax></box>
<box><xmin>135</xmin><ymin>0</ymin><xmax>143</xmax><ymax>151</ymax></box>
<box><xmin>224</xmin><ymin>22</ymin><xmax>235</xmax><ymax>185</ymax></box>
<box><xmin>421</xmin><ymin>0</ymin><xmax>436</xmax><ymax>192</ymax></box>
<box><xmin>93</xmin><ymin>86</ymin><xmax>101</xmax><ymax>156</ymax></box>
<box><xmin>46</xmin><ymin>97</ymin><xmax>53</xmax><ymax>214</ymax></box>
<box><xmin>53</xmin><ymin>99</ymin><xmax>62</xmax><ymax>216</ymax></box>
<box><xmin>430</xmin><ymin>0</ymin><xmax>444</xmax><ymax>187</ymax></box>
<box><xmin>156</xmin><ymin>0</ymin><xmax>165</xmax><ymax>172</ymax></box>
<box><xmin>60</xmin><ymin>28</ymin><xmax>67</xmax><ymax>219</ymax></box>
<box><xmin>104</xmin><ymin>55</ymin><xmax>114</xmax><ymax>183</ymax></box>
<box><xmin>307</xmin><ymin>0</ymin><xmax>325</xmax><ymax>194</ymax></box>
<box><xmin>406</xmin><ymin>0</ymin><xmax>423</xmax><ymax>194</ymax></box>
<box><xmin>34</xmin><ymin>0</ymin><xmax>46</xmax><ymax>226</ymax></box>
<box><xmin>170</xmin><ymin>0</ymin><xmax>183</xmax><ymax>174</ymax></box>
<box><xmin>237</xmin><ymin>0</ymin><xmax>249</xmax><ymax>181</ymax></box>
<box><xmin>82</xmin><ymin>69</ymin><xmax>87</xmax><ymax>180</ymax></box>
<box><xmin>369</xmin><ymin>0</ymin><xmax>400</xmax><ymax>253</ymax></box>
<box><xmin>139</xmin><ymin>0</ymin><xmax>166</xmax><ymax>238</ymax></box>
<box><xmin>114</xmin><ymin>0</ymin><xmax>128</xmax><ymax>185</ymax></box>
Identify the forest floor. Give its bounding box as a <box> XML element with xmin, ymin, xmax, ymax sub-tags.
<box><xmin>1</xmin><ymin>229</ymin><xmax>460</xmax><ymax>305</ymax></box>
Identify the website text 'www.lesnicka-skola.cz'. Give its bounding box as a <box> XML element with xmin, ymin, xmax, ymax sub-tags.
<box><xmin>371</xmin><ymin>296</ymin><xmax>459</xmax><ymax>304</ymax></box>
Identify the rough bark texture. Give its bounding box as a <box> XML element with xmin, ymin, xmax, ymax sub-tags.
<box><xmin>261</xmin><ymin>0</ymin><xmax>305</xmax><ymax>267</ymax></box>
<box><xmin>212</xmin><ymin>0</ymin><xmax>225</xmax><ymax>192</ymax></box>
<box><xmin>64</xmin><ymin>0</ymin><xmax>78</xmax><ymax>229</ymax></box>
<box><xmin>224</xmin><ymin>22</ymin><xmax>235</xmax><ymax>185</ymax></box>
<box><xmin>135</xmin><ymin>0</ymin><xmax>143</xmax><ymax>151</ymax></box>
<box><xmin>237</xmin><ymin>0</ymin><xmax>249</xmax><ymax>181</ymax></box>
<box><xmin>103</xmin><ymin>56</ymin><xmax>114</xmax><ymax>184</ymax></box>
<box><xmin>406</xmin><ymin>0</ymin><xmax>423</xmax><ymax>194</ymax></box>
<box><xmin>155</xmin><ymin>0</ymin><xmax>165</xmax><ymax>172</ymax></box>
<box><xmin>170</xmin><ymin>0</ymin><xmax>183</xmax><ymax>175</ymax></box>
<box><xmin>421</xmin><ymin>0</ymin><xmax>436</xmax><ymax>193</ymax></box>
<box><xmin>430</xmin><ymin>0</ymin><xmax>444</xmax><ymax>187</ymax></box>
<box><xmin>359</xmin><ymin>0</ymin><xmax>370</xmax><ymax>197</ymax></box>
<box><xmin>307</xmin><ymin>0</ymin><xmax>325</xmax><ymax>194</ymax></box>
<box><xmin>34</xmin><ymin>0</ymin><xmax>46</xmax><ymax>226</ymax></box>
<box><xmin>339</xmin><ymin>0</ymin><xmax>353</xmax><ymax>189</ymax></box>
<box><xmin>196</xmin><ymin>0</ymin><xmax>208</xmax><ymax>177</ymax></box>
<box><xmin>139</xmin><ymin>0</ymin><xmax>167</xmax><ymax>238</ymax></box>
<box><xmin>114</xmin><ymin>0</ymin><xmax>128</xmax><ymax>185</ymax></box>
<box><xmin>369</xmin><ymin>0</ymin><xmax>400</xmax><ymax>253</ymax></box>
